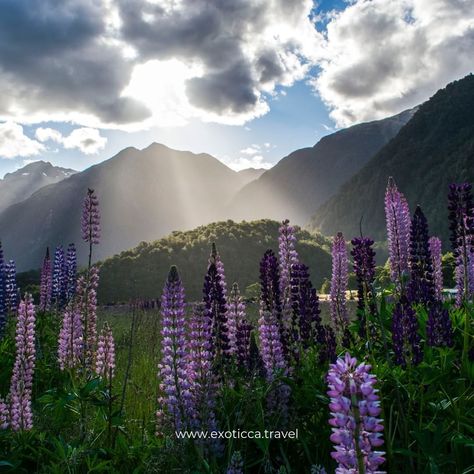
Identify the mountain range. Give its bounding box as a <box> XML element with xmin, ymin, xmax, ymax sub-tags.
<box><xmin>0</xmin><ymin>161</ymin><xmax>75</xmax><ymax>212</ymax></box>
<box><xmin>2</xmin><ymin>73</ymin><xmax>474</xmax><ymax>272</ymax></box>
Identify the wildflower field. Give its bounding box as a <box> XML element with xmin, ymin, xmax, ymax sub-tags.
<box><xmin>0</xmin><ymin>181</ymin><xmax>473</xmax><ymax>474</ymax></box>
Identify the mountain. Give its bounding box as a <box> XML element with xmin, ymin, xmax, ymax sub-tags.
<box><xmin>0</xmin><ymin>143</ymin><xmax>254</xmax><ymax>270</ymax></box>
<box><xmin>227</xmin><ymin>109</ymin><xmax>415</xmax><ymax>224</ymax></box>
<box><xmin>309</xmin><ymin>74</ymin><xmax>474</xmax><ymax>245</ymax></box>
<box><xmin>237</xmin><ymin>167</ymin><xmax>266</xmax><ymax>185</ymax></box>
<box><xmin>0</xmin><ymin>161</ymin><xmax>76</xmax><ymax>212</ymax></box>
<box><xmin>98</xmin><ymin>219</ymin><xmax>331</xmax><ymax>303</ymax></box>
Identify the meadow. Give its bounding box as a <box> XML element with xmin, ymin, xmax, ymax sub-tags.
<box><xmin>0</xmin><ymin>182</ymin><xmax>473</xmax><ymax>474</ymax></box>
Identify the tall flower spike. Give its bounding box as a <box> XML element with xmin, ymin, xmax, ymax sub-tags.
<box><xmin>187</xmin><ymin>303</ymin><xmax>222</xmax><ymax>454</ymax></box>
<box><xmin>52</xmin><ymin>245</ymin><xmax>66</xmax><ymax>306</ymax></box>
<box><xmin>96</xmin><ymin>322</ymin><xmax>116</xmax><ymax>380</ymax></box>
<box><xmin>229</xmin><ymin>283</ymin><xmax>252</xmax><ymax>368</ymax></box>
<box><xmin>10</xmin><ymin>294</ymin><xmax>36</xmax><ymax>431</ymax></box>
<box><xmin>279</xmin><ymin>219</ymin><xmax>299</xmax><ymax>341</ymax></box>
<box><xmin>351</xmin><ymin>237</ymin><xmax>377</xmax><ymax>338</ymax></box>
<box><xmin>330</xmin><ymin>233</ymin><xmax>349</xmax><ymax>342</ymax></box>
<box><xmin>327</xmin><ymin>353</ymin><xmax>385</xmax><ymax>474</ymax></box>
<box><xmin>0</xmin><ymin>398</ymin><xmax>8</xmax><ymax>430</ymax></box>
<box><xmin>227</xmin><ymin>451</ymin><xmax>244</xmax><ymax>474</ymax></box>
<box><xmin>39</xmin><ymin>248</ymin><xmax>52</xmax><ymax>312</ymax></box>
<box><xmin>428</xmin><ymin>237</ymin><xmax>443</xmax><ymax>301</ymax></box>
<box><xmin>66</xmin><ymin>243</ymin><xmax>77</xmax><ymax>301</ymax></box>
<box><xmin>5</xmin><ymin>260</ymin><xmax>18</xmax><ymax>312</ymax></box>
<box><xmin>391</xmin><ymin>296</ymin><xmax>423</xmax><ymax>367</ymax></box>
<box><xmin>157</xmin><ymin>266</ymin><xmax>191</xmax><ymax>433</ymax></box>
<box><xmin>203</xmin><ymin>244</ymin><xmax>230</xmax><ymax>368</ymax></box>
<box><xmin>58</xmin><ymin>304</ymin><xmax>83</xmax><ymax>371</ymax></box>
<box><xmin>407</xmin><ymin>206</ymin><xmax>436</xmax><ymax>305</ymax></box>
<box><xmin>0</xmin><ymin>243</ymin><xmax>6</xmax><ymax>339</ymax></box>
<box><xmin>426</xmin><ymin>302</ymin><xmax>453</xmax><ymax>348</ymax></box>
<box><xmin>82</xmin><ymin>188</ymin><xmax>101</xmax><ymax>245</ymax></box>
<box><xmin>385</xmin><ymin>177</ymin><xmax>411</xmax><ymax>288</ymax></box>
<box><xmin>447</xmin><ymin>183</ymin><xmax>474</xmax><ymax>305</ymax></box>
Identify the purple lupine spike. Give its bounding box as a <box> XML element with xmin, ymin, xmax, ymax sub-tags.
<box><xmin>227</xmin><ymin>451</ymin><xmax>244</xmax><ymax>474</ymax></box>
<box><xmin>10</xmin><ymin>294</ymin><xmax>36</xmax><ymax>431</ymax></box>
<box><xmin>327</xmin><ymin>353</ymin><xmax>385</xmax><ymax>474</ymax></box>
<box><xmin>82</xmin><ymin>188</ymin><xmax>101</xmax><ymax>245</ymax></box>
<box><xmin>187</xmin><ymin>303</ymin><xmax>222</xmax><ymax>454</ymax></box>
<box><xmin>290</xmin><ymin>263</ymin><xmax>322</xmax><ymax>349</ymax></box>
<box><xmin>319</xmin><ymin>325</ymin><xmax>337</xmax><ymax>364</ymax></box>
<box><xmin>95</xmin><ymin>322</ymin><xmax>116</xmax><ymax>380</ymax></box>
<box><xmin>279</xmin><ymin>219</ymin><xmax>299</xmax><ymax>339</ymax></box>
<box><xmin>391</xmin><ymin>296</ymin><xmax>423</xmax><ymax>367</ymax></box>
<box><xmin>0</xmin><ymin>243</ymin><xmax>6</xmax><ymax>339</ymax></box>
<box><xmin>76</xmin><ymin>265</ymin><xmax>100</xmax><ymax>369</ymax></box>
<box><xmin>39</xmin><ymin>248</ymin><xmax>52</xmax><ymax>312</ymax></box>
<box><xmin>426</xmin><ymin>302</ymin><xmax>453</xmax><ymax>348</ymax></box>
<box><xmin>157</xmin><ymin>266</ymin><xmax>191</xmax><ymax>433</ymax></box>
<box><xmin>385</xmin><ymin>177</ymin><xmax>411</xmax><ymax>288</ymax></box>
<box><xmin>330</xmin><ymin>232</ymin><xmax>349</xmax><ymax>342</ymax></box>
<box><xmin>66</xmin><ymin>243</ymin><xmax>77</xmax><ymax>301</ymax></box>
<box><xmin>0</xmin><ymin>397</ymin><xmax>8</xmax><ymax>430</ymax></box>
<box><xmin>447</xmin><ymin>183</ymin><xmax>474</xmax><ymax>305</ymax></box>
<box><xmin>351</xmin><ymin>237</ymin><xmax>377</xmax><ymax>338</ymax></box>
<box><xmin>229</xmin><ymin>283</ymin><xmax>252</xmax><ymax>367</ymax></box>
<box><xmin>52</xmin><ymin>245</ymin><xmax>66</xmax><ymax>306</ymax></box>
<box><xmin>58</xmin><ymin>304</ymin><xmax>83</xmax><ymax>371</ymax></box>
<box><xmin>407</xmin><ymin>206</ymin><xmax>436</xmax><ymax>305</ymax></box>
<box><xmin>5</xmin><ymin>260</ymin><xmax>18</xmax><ymax>312</ymax></box>
<box><xmin>203</xmin><ymin>245</ymin><xmax>230</xmax><ymax>367</ymax></box>
<box><xmin>428</xmin><ymin>237</ymin><xmax>443</xmax><ymax>301</ymax></box>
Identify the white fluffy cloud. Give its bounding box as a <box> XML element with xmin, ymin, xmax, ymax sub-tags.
<box><xmin>0</xmin><ymin>122</ymin><xmax>45</xmax><ymax>159</ymax></box>
<box><xmin>224</xmin><ymin>154</ymin><xmax>273</xmax><ymax>172</ymax></box>
<box><xmin>313</xmin><ymin>0</ymin><xmax>474</xmax><ymax>126</ymax></box>
<box><xmin>36</xmin><ymin>127</ymin><xmax>107</xmax><ymax>154</ymax></box>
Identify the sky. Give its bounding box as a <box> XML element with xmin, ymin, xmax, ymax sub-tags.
<box><xmin>0</xmin><ymin>0</ymin><xmax>472</xmax><ymax>177</ymax></box>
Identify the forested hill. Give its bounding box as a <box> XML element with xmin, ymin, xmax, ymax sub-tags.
<box><xmin>309</xmin><ymin>74</ymin><xmax>474</xmax><ymax>245</ymax></box>
<box><xmin>98</xmin><ymin>219</ymin><xmax>331</xmax><ymax>303</ymax></box>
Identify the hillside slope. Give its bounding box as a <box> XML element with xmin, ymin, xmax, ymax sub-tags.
<box><xmin>98</xmin><ymin>219</ymin><xmax>331</xmax><ymax>303</ymax></box>
<box><xmin>309</xmin><ymin>74</ymin><xmax>474</xmax><ymax>244</ymax></box>
<box><xmin>227</xmin><ymin>109</ymin><xmax>414</xmax><ymax>224</ymax></box>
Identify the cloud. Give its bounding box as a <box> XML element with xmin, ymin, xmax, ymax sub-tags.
<box><xmin>0</xmin><ymin>0</ymin><xmax>321</xmax><ymax>129</ymax></box>
<box><xmin>0</xmin><ymin>122</ymin><xmax>45</xmax><ymax>159</ymax></box>
<box><xmin>312</xmin><ymin>0</ymin><xmax>474</xmax><ymax>126</ymax></box>
<box><xmin>240</xmin><ymin>145</ymin><xmax>261</xmax><ymax>156</ymax></box>
<box><xmin>36</xmin><ymin>127</ymin><xmax>107</xmax><ymax>154</ymax></box>
<box><xmin>224</xmin><ymin>154</ymin><xmax>274</xmax><ymax>172</ymax></box>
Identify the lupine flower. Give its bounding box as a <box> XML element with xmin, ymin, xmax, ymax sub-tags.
<box><xmin>227</xmin><ymin>451</ymin><xmax>244</xmax><ymax>474</ymax></box>
<box><xmin>10</xmin><ymin>294</ymin><xmax>36</xmax><ymax>431</ymax></box>
<box><xmin>157</xmin><ymin>266</ymin><xmax>191</xmax><ymax>433</ymax></box>
<box><xmin>52</xmin><ymin>245</ymin><xmax>66</xmax><ymax>306</ymax></box>
<box><xmin>279</xmin><ymin>219</ymin><xmax>299</xmax><ymax>340</ymax></box>
<box><xmin>391</xmin><ymin>296</ymin><xmax>423</xmax><ymax>367</ymax></box>
<box><xmin>385</xmin><ymin>177</ymin><xmax>411</xmax><ymax>288</ymax></box>
<box><xmin>407</xmin><ymin>205</ymin><xmax>436</xmax><ymax>305</ymax></box>
<box><xmin>327</xmin><ymin>353</ymin><xmax>385</xmax><ymax>474</ymax></box>
<box><xmin>82</xmin><ymin>188</ymin><xmax>101</xmax><ymax>245</ymax></box>
<box><xmin>58</xmin><ymin>304</ymin><xmax>83</xmax><ymax>370</ymax></box>
<box><xmin>203</xmin><ymin>245</ymin><xmax>230</xmax><ymax>367</ymax></box>
<box><xmin>330</xmin><ymin>232</ymin><xmax>349</xmax><ymax>342</ymax></box>
<box><xmin>5</xmin><ymin>260</ymin><xmax>18</xmax><ymax>312</ymax></box>
<box><xmin>96</xmin><ymin>322</ymin><xmax>116</xmax><ymax>380</ymax></box>
<box><xmin>39</xmin><ymin>248</ymin><xmax>52</xmax><ymax>312</ymax></box>
<box><xmin>447</xmin><ymin>183</ymin><xmax>474</xmax><ymax>305</ymax></box>
<box><xmin>0</xmin><ymin>243</ymin><xmax>6</xmax><ymax>339</ymax></box>
<box><xmin>428</xmin><ymin>237</ymin><xmax>443</xmax><ymax>301</ymax></box>
<box><xmin>187</xmin><ymin>304</ymin><xmax>222</xmax><ymax>453</ymax></box>
<box><xmin>290</xmin><ymin>263</ymin><xmax>323</xmax><ymax>348</ymax></box>
<box><xmin>0</xmin><ymin>397</ymin><xmax>8</xmax><ymax>430</ymax></box>
<box><xmin>351</xmin><ymin>237</ymin><xmax>377</xmax><ymax>337</ymax></box>
<box><xmin>77</xmin><ymin>265</ymin><xmax>100</xmax><ymax>368</ymax></box>
<box><xmin>319</xmin><ymin>325</ymin><xmax>337</xmax><ymax>364</ymax></box>
<box><xmin>229</xmin><ymin>283</ymin><xmax>252</xmax><ymax>368</ymax></box>
<box><xmin>65</xmin><ymin>243</ymin><xmax>77</xmax><ymax>301</ymax></box>
<box><xmin>426</xmin><ymin>302</ymin><xmax>453</xmax><ymax>348</ymax></box>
